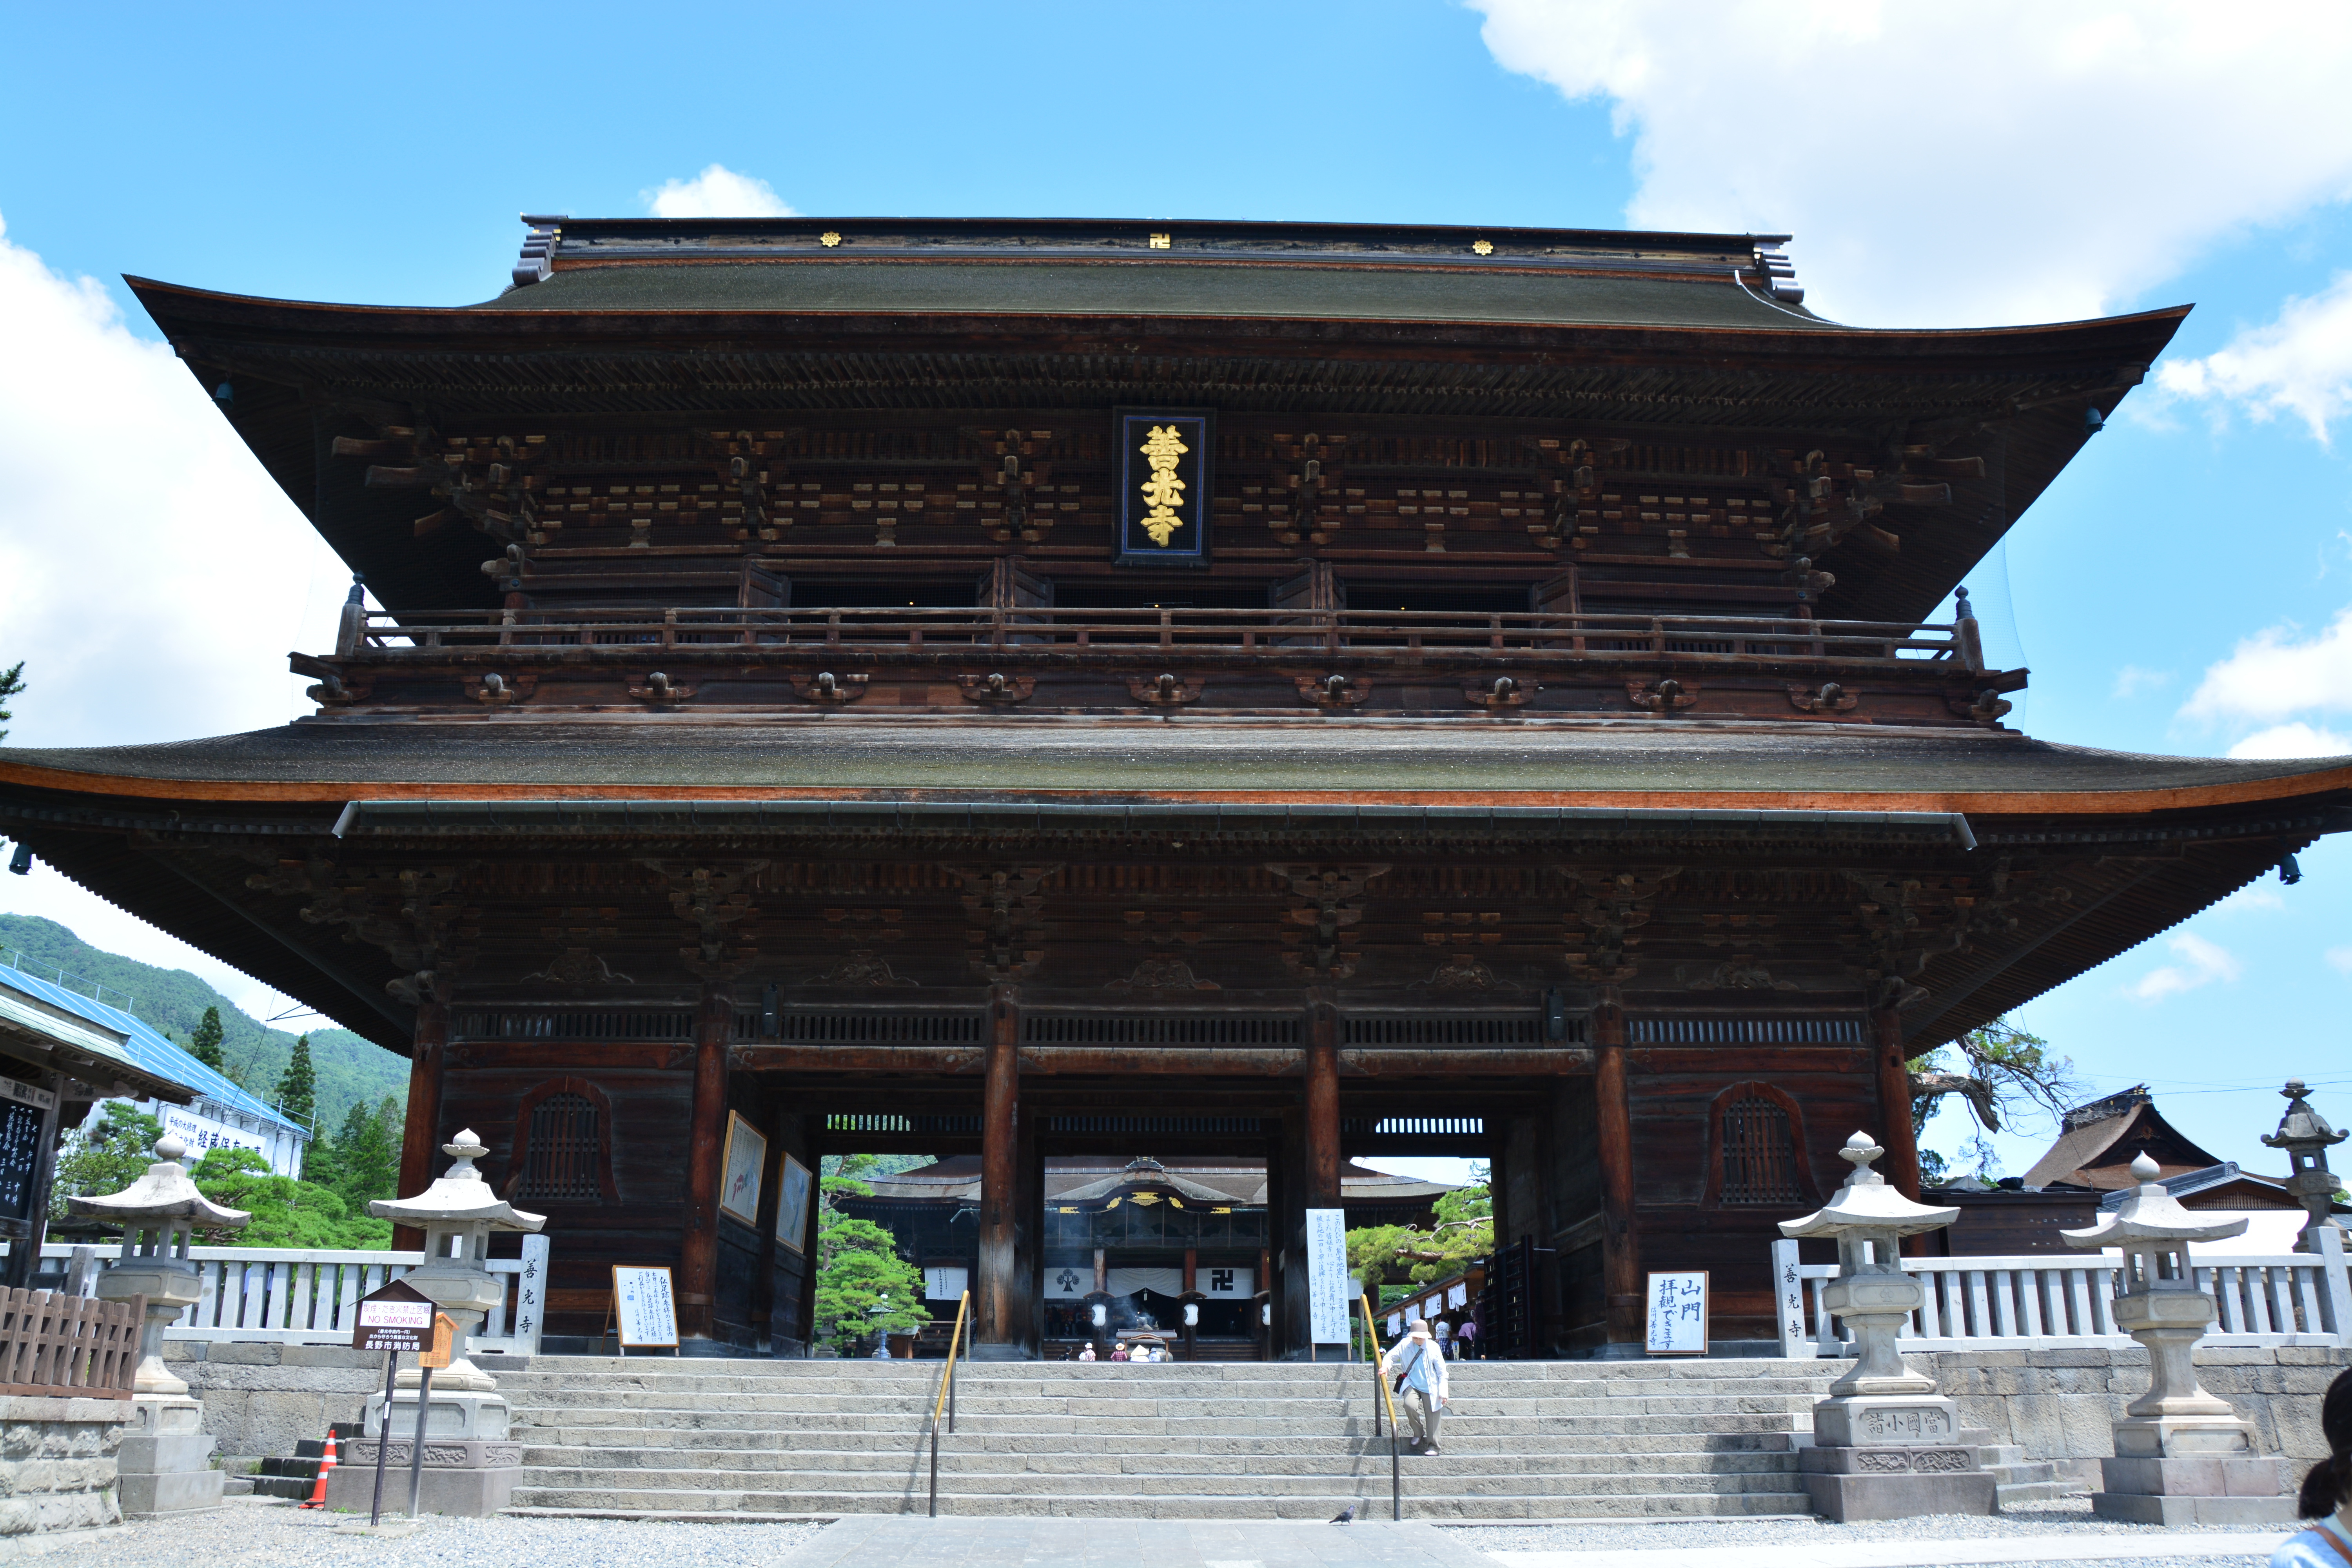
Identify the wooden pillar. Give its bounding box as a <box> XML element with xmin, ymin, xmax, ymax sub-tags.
<box><xmin>1304</xmin><ymin>993</ymin><xmax>1341</xmax><ymax>1209</ymax></box>
<box><xmin>1871</xmin><ymin>1007</ymin><xmax>1923</xmax><ymax>1200</ymax></box>
<box><xmin>392</xmin><ymin>999</ymin><xmax>447</xmax><ymax>1252</ymax></box>
<box><xmin>1183</xmin><ymin>1249</ymin><xmax>1198</xmax><ymax>1295</ymax></box>
<box><xmin>977</xmin><ymin>985</ymin><xmax>1020</xmax><ymax>1352</ymax></box>
<box><xmin>1593</xmin><ymin>998</ymin><xmax>1641</xmax><ymax>1344</ymax></box>
<box><xmin>678</xmin><ymin>986</ymin><xmax>733</xmax><ymax>1343</ymax></box>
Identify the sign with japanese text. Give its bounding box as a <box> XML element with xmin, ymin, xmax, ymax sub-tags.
<box><xmin>1644</xmin><ymin>1270</ymin><xmax>1709</xmax><ymax>1356</ymax></box>
<box><xmin>1114</xmin><ymin>408</ymin><xmax>1214</xmax><ymax>566</ymax></box>
<box><xmin>612</xmin><ymin>1265</ymin><xmax>678</xmax><ymax>1349</ymax></box>
<box><xmin>351</xmin><ymin>1278</ymin><xmax>436</xmax><ymax>1353</ymax></box>
<box><xmin>1305</xmin><ymin>1207</ymin><xmax>1350</xmax><ymax>1344</ymax></box>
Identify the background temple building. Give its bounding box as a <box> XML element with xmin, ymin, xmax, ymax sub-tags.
<box><xmin>2</xmin><ymin>215</ymin><xmax>2346</xmax><ymax>1358</ymax></box>
<box><xmin>838</xmin><ymin>1155</ymin><xmax>1452</xmax><ymax>1352</ymax></box>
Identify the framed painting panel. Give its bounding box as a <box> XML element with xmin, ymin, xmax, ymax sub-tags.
<box><xmin>775</xmin><ymin>1152</ymin><xmax>815</xmax><ymax>1255</ymax></box>
<box><xmin>719</xmin><ymin>1110</ymin><xmax>767</xmax><ymax>1227</ymax></box>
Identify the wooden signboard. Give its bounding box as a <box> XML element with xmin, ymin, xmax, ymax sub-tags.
<box><xmin>416</xmin><ymin>1313</ymin><xmax>456</xmax><ymax>1370</ymax></box>
<box><xmin>350</xmin><ymin>1278</ymin><xmax>436</xmax><ymax>1354</ymax></box>
<box><xmin>1644</xmin><ymin>1270</ymin><xmax>1709</xmax><ymax>1356</ymax></box>
<box><xmin>610</xmin><ymin>1265</ymin><xmax>679</xmax><ymax>1352</ymax></box>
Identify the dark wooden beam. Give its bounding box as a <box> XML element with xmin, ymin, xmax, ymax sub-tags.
<box><xmin>976</xmin><ymin>986</ymin><xmax>1020</xmax><ymax>1353</ymax></box>
<box><xmin>1593</xmin><ymin>998</ymin><xmax>1641</xmax><ymax>1345</ymax></box>
<box><xmin>677</xmin><ymin>986</ymin><xmax>733</xmax><ymax>1341</ymax></box>
<box><xmin>392</xmin><ymin>1000</ymin><xmax>447</xmax><ymax>1252</ymax></box>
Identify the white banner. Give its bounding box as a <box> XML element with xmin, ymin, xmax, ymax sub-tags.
<box><xmin>1198</xmin><ymin>1265</ymin><xmax>1252</xmax><ymax>1298</ymax></box>
<box><xmin>1106</xmin><ymin>1266</ymin><xmax>1185</xmax><ymax>1297</ymax></box>
<box><xmin>1046</xmin><ymin>1263</ymin><xmax>1092</xmax><ymax>1299</ymax></box>
<box><xmin>1305</xmin><ymin>1207</ymin><xmax>1350</xmax><ymax>1343</ymax></box>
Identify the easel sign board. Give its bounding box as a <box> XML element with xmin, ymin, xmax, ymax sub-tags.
<box><xmin>612</xmin><ymin>1265</ymin><xmax>679</xmax><ymax>1350</ymax></box>
<box><xmin>350</xmin><ymin>1278</ymin><xmax>436</xmax><ymax>1353</ymax></box>
<box><xmin>1644</xmin><ymin>1270</ymin><xmax>1709</xmax><ymax>1356</ymax></box>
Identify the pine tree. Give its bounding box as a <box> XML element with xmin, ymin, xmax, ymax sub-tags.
<box><xmin>188</xmin><ymin>1007</ymin><xmax>225</xmax><ymax>1071</ymax></box>
<box><xmin>276</xmin><ymin>1034</ymin><xmax>317</xmax><ymax>1129</ymax></box>
<box><xmin>0</xmin><ymin>661</ymin><xmax>22</xmax><ymax>744</ymax></box>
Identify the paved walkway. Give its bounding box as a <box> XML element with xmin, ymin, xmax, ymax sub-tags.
<box><xmin>1489</xmin><ymin>1534</ymin><xmax>2290</xmax><ymax>1567</ymax></box>
<box><xmin>781</xmin><ymin>1517</ymin><xmax>1497</xmax><ymax>1568</ymax></box>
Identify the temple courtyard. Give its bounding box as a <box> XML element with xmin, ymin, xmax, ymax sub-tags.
<box><xmin>33</xmin><ymin>1498</ymin><xmax>2303</xmax><ymax>1568</ymax></box>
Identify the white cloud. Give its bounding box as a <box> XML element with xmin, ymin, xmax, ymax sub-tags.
<box><xmin>644</xmin><ymin>164</ymin><xmax>794</xmax><ymax>219</ymax></box>
<box><xmin>2329</xmin><ymin>946</ymin><xmax>2352</xmax><ymax>976</ymax></box>
<box><xmin>2178</xmin><ymin>606</ymin><xmax>2352</xmax><ymax>753</ymax></box>
<box><xmin>2112</xmin><ymin>665</ymin><xmax>2172</xmax><ymax>700</ymax></box>
<box><xmin>1469</xmin><ymin>2</ymin><xmax>2352</xmax><ymax>327</ymax></box>
<box><xmin>0</xmin><ymin>214</ymin><xmax>351</xmax><ymax>753</ymax></box>
<box><xmin>2124</xmin><ymin>932</ymin><xmax>2242</xmax><ymax>1002</ymax></box>
<box><xmin>2212</xmin><ymin>886</ymin><xmax>2286</xmax><ymax>916</ymax></box>
<box><xmin>2226</xmin><ymin>723</ymin><xmax>2352</xmax><ymax>760</ymax></box>
<box><xmin>2152</xmin><ymin>272</ymin><xmax>2352</xmax><ymax>445</ymax></box>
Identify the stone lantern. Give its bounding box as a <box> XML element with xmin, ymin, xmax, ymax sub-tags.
<box><xmin>325</xmin><ymin>1128</ymin><xmax>544</xmax><ymax>1517</ymax></box>
<box><xmin>2261</xmin><ymin>1080</ymin><xmax>2347</xmax><ymax>1253</ymax></box>
<box><xmin>2063</xmin><ymin>1152</ymin><xmax>2293</xmax><ymax>1524</ymax></box>
<box><xmin>1778</xmin><ymin>1131</ymin><xmax>1993</xmax><ymax>1521</ymax></box>
<box><xmin>67</xmin><ymin>1134</ymin><xmax>250</xmax><ymax>1519</ymax></box>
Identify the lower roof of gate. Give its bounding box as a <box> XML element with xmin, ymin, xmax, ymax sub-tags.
<box><xmin>4</xmin><ymin>718</ymin><xmax>2350</xmax><ymax>817</ymax></box>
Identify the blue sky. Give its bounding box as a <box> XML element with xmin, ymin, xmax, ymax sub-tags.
<box><xmin>2</xmin><ymin>2</ymin><xmax>2349</xmax><ymax>1185</ymax></box>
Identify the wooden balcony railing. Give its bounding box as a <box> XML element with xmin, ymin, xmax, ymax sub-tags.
<box><xmin>342</xmin><ymin>606</ymin><xmax>1972</xmax><ymax>669</ymax></box>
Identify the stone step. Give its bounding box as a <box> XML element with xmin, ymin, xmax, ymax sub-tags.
<box><xmin>504</xmin><ymin>1485</ymin><xmax>1815</xmax><ymax>1520</ymax></box>
<box><xmin>514</xmin><ymin>1447</ymin><xmax>1801</xmax><ymax>1479</ymax></box>
<box><xmin>510</xmin><ymin>1411</ymin><xmax>1808</xmax><ymax>1439</ymax></box>
<box><xmin>519</xmin><ymin>1356</ymin><xmax>1829</xmax><ymax>1377</ymax></box>
<box><xmin>499</xmin><ymin>1372</ymin><xmax>1840</xmax><ymax>1397</ymax></box>
<box><xmin>512</xmin><ymin>1426</ymin><xmax>1798</xmax><ymax>1456</ymax></box>
<box><xmin>512</xmin><ymin>1465</ymin><xmax>1801</xmax><ymax>1499</ymax></box>
<box><xmin>503</xmin><ymin>1394</ymin><xmax>1825</xmax><ymax>1422</ymax></box>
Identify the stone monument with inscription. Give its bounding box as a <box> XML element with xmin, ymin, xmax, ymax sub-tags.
<box><xmin>1779</xmin><ymin>1132</ymin><xmax>1995</xmax><ymax>1521</ymax></box>
<box><xmin>2063</xmin><ymin>1152</ymin><xmax>2296</xmax><ymax>1524</ymax></box>
<box><xmin>324</xmin><ymin>1129</ymin><xmax>545</xmax><ymax>1517</ymax></box>
<box><xmin>68</xmin><ymin>1135</ymin><xmax>250</xmax><ymax>1519</ymax></box>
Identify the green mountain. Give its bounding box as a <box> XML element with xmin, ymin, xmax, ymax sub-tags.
<box><xmin>0</xmin><ymin>913</ymin><xmax>407</xmax><ymax>1135</ymax></box>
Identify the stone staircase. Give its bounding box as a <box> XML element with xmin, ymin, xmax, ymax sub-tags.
<box><xmin>501</xmin><ymin>1356</ymin><xmax>1853</xmax><ymax>1520</ymax></box>
<box><xmin>1969</xmin><ymin>1434</ymin><xmax>2065</xmax><ymax>1509</ymax></box>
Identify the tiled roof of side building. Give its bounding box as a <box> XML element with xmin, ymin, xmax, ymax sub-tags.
<box><xmin>2</xmin><ymin>721</ymin><xmax>2348</xmax><ymax>809</ymax></box>
<box><xmin>0</xmin><ymin>962</ymin><xmax>308</xmax><ymax>1137</ymax></box>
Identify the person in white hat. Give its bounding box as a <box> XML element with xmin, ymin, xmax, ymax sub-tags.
<box><xmin>1380</xmin><ymin>1317</ymin><xmax>1450</xmax><ymax>1455</ymax></box>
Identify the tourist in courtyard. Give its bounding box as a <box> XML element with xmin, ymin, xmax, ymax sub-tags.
<box><xmin>1454</xmin><ymin>1316</ymin><xmax>1478</xmax><ymax>1360</ymax></box>
<box><xmin>1076</xmin><ymin>1343</ymin><xmax>1096</xmax><ymax>1361</ymax></box>
<box><xmin>1380</xmin><ymin>1316</ymin><xmax>1449</xmax><ymax>1456</ymax></box>
<box><xmin>2275</xmin><ymin>1367</ymin><xmax>2352</xmax><ymax>1566</ymax></box>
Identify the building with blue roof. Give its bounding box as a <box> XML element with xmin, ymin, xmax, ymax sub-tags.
<box><xmin>0</xmin><ymin>958</ymin><xmax>310</xmax><ymax>1178</ymax></box>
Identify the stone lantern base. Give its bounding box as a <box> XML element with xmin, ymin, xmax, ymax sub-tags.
<box><xmin>1800</xmin><ymin>1395</ymin><xmax>1996</xmax><ymax>1522</ymax></box>
<box><xmin>2091</xmin><ymin>1416</ymin><xmax>2298</xmax><ymax>1525</ymax></box>
<box><xmin>321</xmin><ymin>1389</ymin><xmax>519</xmax><ymax>1518</ymax></box>
<box><xmin>118</xmin><ymin>1395</ymin><xmax>223</xmax><ymax>1519</ymax></box>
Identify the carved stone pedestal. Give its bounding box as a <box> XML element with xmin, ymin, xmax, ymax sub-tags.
<box><xmin>1801</xmin><ymin>1395</ymin><xmax>1995</xmax><ymax>1522</ymax></box>
<box><xmin>117</xmin><ymin>1395</ymin><xmax>223</xmax><ymax>1519</ymax></box>
<box><xmin>322</xmin><ymin>1390</ymin><xmax>519</xmax><ymax>1517</ymax></box>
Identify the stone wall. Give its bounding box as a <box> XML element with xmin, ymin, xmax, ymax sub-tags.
<box><xmin>0</xmin><ymin>1396</ymin><xmax>126</xmax><ymax>1552</ymax></box>
<box><xmin>161</xmin><ymin>1343</ymin><xmax>532</xmax><ymax>1463</ymax></box>
<box><xmin>1913</xmin><ymin>1343</ymin><xmax>2352</xmax><ymax>1483</ymax></box>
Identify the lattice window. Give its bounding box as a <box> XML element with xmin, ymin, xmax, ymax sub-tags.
<box><xmin>517</xmin><ymin>1092</ymin><xmax>603</xmax><ymax>1201</ymax></box>
<box><xmin>1716</xmin><ymin>1090</ymin><xmax>1804</xmax><ymax>1207</ymax></box>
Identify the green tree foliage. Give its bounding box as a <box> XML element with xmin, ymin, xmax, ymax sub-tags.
<box><xmin>0</xmin><ymin>915</ymin><xmax>406</xmax><ymax>1131</ymax></box>
<box><xmin>0</xmin><ymin>660</ymin><xmax>22</xmax><ymax>743</ymax></box>
<box><xmin>1347</xmin><ymin>1166</ymin><xmax>1494</xmax><ymax>1296</ymax></box>
<box><xmin>49</xmin><ymin>1103</ymin><xmax>165</xmax><ymax>1220</ymax></box>
<box><xmin>1908</xmin><ymin>1016</ymin><xmax>2083</xmax><ymax>1140</ymax></box>
<box><xmin>188</xmin><ymin>1147</ymin><xmax>391</xmax><ymax>1249</ymax></box>
<box><xmin>300</xmin><ymin>1096</ymin><xmax>403</xmax><ymax>1214</ymax></box>
<box><xmin>188</xmin><ymin>1007</ymin><xmax>225</xmax><ymax>1072</ymax></box>
<box><xmin>275</xmin><ymin>1035</ymin><xmax>316</xmax><ymax>1129</ymax></box>
<box><xmin>811</xmin><ymin>1169</ymin><xmax>930</xmax><ymax>1354</ymax></box>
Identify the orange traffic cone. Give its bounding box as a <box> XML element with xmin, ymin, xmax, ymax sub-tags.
<box><xmin>301</xmin><ymin>1430</ymin><xmax>338</xmax><ymax>1508</ymax></box>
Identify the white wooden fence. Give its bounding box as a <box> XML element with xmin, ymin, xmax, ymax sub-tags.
<box><xmin>1771</xmin><ymin>1226</ymin><xmax>2351</xmax><ymax>1357</ymax></box>
<box><xmin>41</xmin><ymin>1238</ymin><xmax>549</xmax><ymax>1357</ymax></box>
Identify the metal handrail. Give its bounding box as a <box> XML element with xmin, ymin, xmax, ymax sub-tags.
<box><xmin>927</xmin><ymin>1290</ymin><xmax>971</xmax><ymax>1518</ymax></box>
<box><xmin>1359</xmin><ymin>1294</ymin><xmax>1403</xmax><ymax>1522</ymax></box>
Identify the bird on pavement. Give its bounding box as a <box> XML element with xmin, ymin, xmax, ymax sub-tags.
<box><xmin>1330</xmin><ymin>1503</ymin><xmax>1358</xmax><ymax>1524</ymax></box>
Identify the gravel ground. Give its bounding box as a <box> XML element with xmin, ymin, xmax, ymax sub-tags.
<box><xmin>40</xmin><ymin>1498</ymin><xmax>831</xmax><ymax>1568</ymax></box>
<box><xmin>1443</xmin><ymin>1495</ymin><xmax>2282</xmax><ymax>1549</ymax></box>
<box><xmin>1441</xmin><ymin>1496</ymin><xmax>2298</xmax><ymax>1566</ymax></box>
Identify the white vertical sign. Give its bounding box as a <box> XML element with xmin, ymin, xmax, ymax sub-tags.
<box><xmin>1305</xmin><ymin>1207</ymin><xmax>1350</xmax><ymax>1344</ymax></box>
